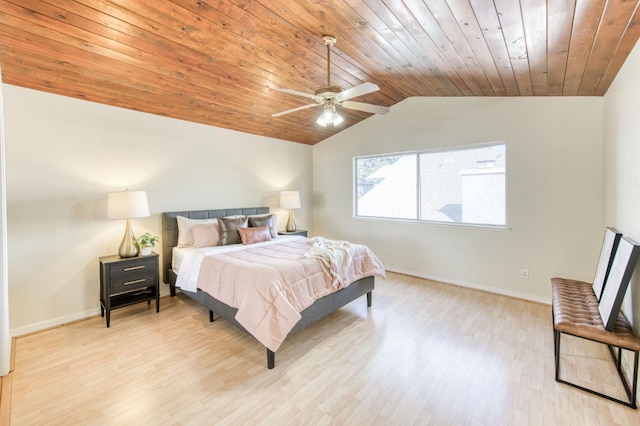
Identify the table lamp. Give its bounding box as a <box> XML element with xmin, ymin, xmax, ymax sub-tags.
<box><xmin>107</xmin><ymin>190</ymin><xmax>150</xmax><ymax>257</ymax></box>
<box><xmin>280</xmin><ymin>191</ymin><xmax>301</xmax><ymax>232</ymax></box>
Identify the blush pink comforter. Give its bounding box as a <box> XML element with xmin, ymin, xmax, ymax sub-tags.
<box><xmin>195</xmin><ymin>238</ymin><xmax>385</xmax><ymax>352</ymax></box>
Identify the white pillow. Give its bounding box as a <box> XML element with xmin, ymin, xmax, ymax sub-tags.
<box><xmin>176</xmin><ymin>216</ymin><xmax>220</xmax><ymax>247</ymax></box>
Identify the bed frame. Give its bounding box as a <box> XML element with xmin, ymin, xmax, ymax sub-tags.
<box><xmin>161</xmin><ymin>207</ymin><xmax>375</xmax><ymax>368</ymax></box>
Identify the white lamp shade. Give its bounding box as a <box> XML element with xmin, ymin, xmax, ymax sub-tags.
<box><xmin>107</xmin><ymin>190</ymin><xmax>150</xmax><ymax>219</ymax></box>
<box><xmin>280</xmin><ymin>191</ymin><xmax>301</xmax><ymax>209</ymax></box>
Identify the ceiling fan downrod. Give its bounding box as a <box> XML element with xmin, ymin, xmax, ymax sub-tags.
<box><xmin>322</xmin><ymin>35</ymin><xmax>336</xmax><ymax>88</ymax></box>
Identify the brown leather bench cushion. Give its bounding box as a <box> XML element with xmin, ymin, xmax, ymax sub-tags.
<box><xmin>552</xmin><ymin>277</ymin><xmax>640</xmax><ymax>351</ymax></box>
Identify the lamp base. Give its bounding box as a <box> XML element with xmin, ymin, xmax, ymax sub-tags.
<box><xmin>118</xmin><ymin>218</ymin><xmax>140</xmax><ymax>258</ymax></box>
<box><xmin>286</xmin><ymin>209</ymin><xmax>297</xmax><ymax>232</ymax></box>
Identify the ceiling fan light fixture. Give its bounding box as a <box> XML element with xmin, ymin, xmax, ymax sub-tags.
<box><xmin>316</xmin><ymin>108</ymin><xmax>344</xmax><ymax>127</ymax></box>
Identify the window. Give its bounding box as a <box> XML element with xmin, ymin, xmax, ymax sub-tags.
<box><xmin>355</xmin><ymin>142</ymin><xmax>506</xmax><ymax>227</ymax></box>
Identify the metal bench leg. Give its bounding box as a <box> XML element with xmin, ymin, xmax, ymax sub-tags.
<box><xmin>632</xmin><ymin>351</ymin><xmax>639</xmax><ymax>407</ymax></box>
<box><xmin>556</xmin><ymin>333</ymin><xmax>638</xmax><ymax>408</ymax></box>
<box><xmin>607</xmin><ymin>345</ymin><xmax>639</xmax><ymax>409</ymax></box>
<box><xmin>554</xmin><ymin>328</ymin><xmax>561</xmax><ymax>381</ymax></box>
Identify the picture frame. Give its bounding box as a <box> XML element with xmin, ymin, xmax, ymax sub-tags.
<box><xmin>592</xmin><ymin>227</ymin><xmax>622</xmax><ymax>300</ymax></box>
<box><xmin>598</xmin><ymin>236</ymin><xmax>640</xmax><ymax>330</ymax></box>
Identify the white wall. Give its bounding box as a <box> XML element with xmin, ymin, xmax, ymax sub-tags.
<box><xmin>3</xmin><ymin>85</ymin><xmax>313</xmax><ymax>334</ymax></box>
<box><xmin>314</xmin><ymin>97</ymin><xmax>604</xmax><ymax>302</ymax></box>
<box><xmin>603</xmin><ymin>40</ymin><xmax>640</xmax><ymax>327</ymax></box>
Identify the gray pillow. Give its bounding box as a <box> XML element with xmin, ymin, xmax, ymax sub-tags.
<box><xmin>248</xmin><ymin>214</ymin><xmax>277</xmax><ymax>238</ymax></box>
<box><xmin>217</xmin><ymin>216</ymin><xmax>248</xmax><ymax>245</ymax></box>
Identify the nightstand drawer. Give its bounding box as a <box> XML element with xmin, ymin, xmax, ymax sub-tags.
<box><xmin>110</xmin><ymin>272</ymin><xmax>155</xmax><ymax>293</ymax></box>
<box><xmin>108</xmin><ymin>257</ymin><xmax>157</xmax><ymax>278</ymax></box>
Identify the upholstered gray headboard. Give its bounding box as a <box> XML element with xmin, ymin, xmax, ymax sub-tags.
<box><xmin>161</xmin><ymin>207</ymin><xmax>270</xmax><ymax>284</ymax></box>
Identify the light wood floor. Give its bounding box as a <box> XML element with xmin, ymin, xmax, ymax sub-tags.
<box><xmin>3</xmin><ymin>272</ymin><xmax>640</xmax><ymax>425</ymax></box>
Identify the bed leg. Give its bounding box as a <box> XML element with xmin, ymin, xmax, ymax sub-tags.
<box><xmin>267</xmin><ymin>349</ymin><xmax>275</xmax><ymax>369</ymax></box>
<box><xmin>367</xmin><ymin>291</ymin><xmax>372</xmax><ymax>307</ymax></box>
<box><xmin>209</xmin><ymin>310</ymin><xmax>214</xmax><ymax>322</ymax></box>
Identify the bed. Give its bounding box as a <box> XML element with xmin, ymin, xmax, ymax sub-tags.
<box><xmin>161</xmin><ymin>207</ymin><xmax>385</xmax><ymax>368</ymax></box>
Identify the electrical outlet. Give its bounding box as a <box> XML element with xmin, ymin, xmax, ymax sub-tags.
<box><xmin>520</xmin><ymin>269</ymin><xmax>529</xmax><ymax>279</ymax></box>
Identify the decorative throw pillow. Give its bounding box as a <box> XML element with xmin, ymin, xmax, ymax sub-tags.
<box><xmin>238</xmin><ymin>226</ymin><xmax>272</xmax><ymax>245</ymax></box>
<box><xmin>248</xmin><ymin>213</ymin><xmax>278</xmax><ymax>238</ymax></box>
<box><xmin>176</xmin><ymin>216</ymin><xmax>219</xmax><ymax>247</ymax></box>
<box><xmin>191</xmin><ymin>222</ymin><xmax>221</xmax><ymax>247</ymax></box>
<box><xmin>217</xmin><ymin>215</ymin><xmax>249</xmax><ymax>245</ymax></box>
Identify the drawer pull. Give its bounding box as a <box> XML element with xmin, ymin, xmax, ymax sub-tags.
<box><xmin>123</xmin><ymin>265</ymin><xmax>146</xmax><ymax>272</ymax></box>
<box><xmin>124</xmin><ymin>279</ymin><xmax>146</xmax><ymax>286</ymax></box>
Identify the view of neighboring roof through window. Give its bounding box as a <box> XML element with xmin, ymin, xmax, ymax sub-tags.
<box><xmin>354</xmin><ymin>142</ymin><xmax>506</xmax><ymax>228</ymax></box>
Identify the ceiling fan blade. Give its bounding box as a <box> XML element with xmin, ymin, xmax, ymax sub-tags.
<box><xmin>336</xmin><ymin>82</ymin><xmax>380</xmax><ymax>102</ymax></box>
<box><xmin>340</xmin><ymin>101</ymin><xmax>389</xmax><ymax>115</ymax></box>
<box><xmin>274</xmin><ymin>87</ymin><xmax>319</xmax><ymax>100</ymax></box>
<box><xmin>272</xmin><ymin>103</ymin><xmax>319</xmax><ymax>117</ymax></box>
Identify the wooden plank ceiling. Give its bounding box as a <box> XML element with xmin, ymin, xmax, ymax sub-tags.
<box><xmin>1</xmin><ymin>1</ymin><xmax>639</xmax><ymax>145</ymax></box>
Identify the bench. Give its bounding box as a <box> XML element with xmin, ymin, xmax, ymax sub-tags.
<box><xmin>551</xmin><ymin>229</ymin><xmax>640</xmax><ymax>408</ymax></box>
<box><xmin>552</xmin><ymin>277</ymin><xmax>640</xmax><ymax>408</ymax></box>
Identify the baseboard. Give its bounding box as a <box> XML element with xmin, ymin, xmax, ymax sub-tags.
<box><xmin>10</xmin><ymin>308</ymin><xmax>101</xmax><ymax>338</ymax></box>
<box><xmin>10</xmin><ymin>294</ymin><xmax>174</xmax><ymax>337</ymax></box>
<box><xmin>385</xmin><ymin>266</ymin><xmax>550</xmax><ymax>305</ymax></box>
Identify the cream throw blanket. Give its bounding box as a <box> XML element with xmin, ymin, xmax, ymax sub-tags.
<box><xmin>303</xmin><ymin>237</ymin><xmax>355</xmax><ymax>289</ymax></box>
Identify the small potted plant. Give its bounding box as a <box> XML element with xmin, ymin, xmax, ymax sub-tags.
<box><xmin>137</xmin><ymin>232</ymin><xmax>159</xmax><ymax>256</ymax></box>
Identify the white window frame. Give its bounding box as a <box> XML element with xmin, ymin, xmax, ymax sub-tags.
<box><xmin>353</xmin><ymin>141</ymin><xmax>508</xmax><ymax>230</ymax></box>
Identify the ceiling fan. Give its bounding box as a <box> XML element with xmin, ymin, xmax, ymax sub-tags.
<box><xmin>272</xmin><ymin>35</ymin><xmax>390</xmax><ymax>127</ymax></box>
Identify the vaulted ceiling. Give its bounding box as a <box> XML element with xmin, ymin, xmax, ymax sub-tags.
<box><xmin>1</xmin><ymin>1</ymin><xmax>639</xmax><ymax>145</ymax></box>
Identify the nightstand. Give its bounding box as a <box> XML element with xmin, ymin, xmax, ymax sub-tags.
<box><xmin>278</xmin><ymin>230</ymin><xmax>308</xmax><ymax>237</ymax></box>
<box><xmin>99</xmin><ymin>253</ymin><xmax>160</xmax><ymax>327</ymax></box>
